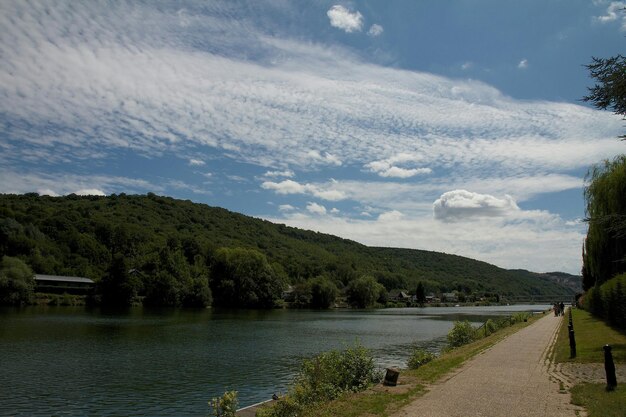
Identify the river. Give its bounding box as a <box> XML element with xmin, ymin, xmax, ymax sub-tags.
<box><xmin>0</xmin><ymin>304</ymin><xmax>548</xmax><ymax>416</ymax></box>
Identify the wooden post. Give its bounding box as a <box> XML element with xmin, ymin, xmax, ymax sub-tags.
<box><xmin>604</xmin><ymin>345</ymin><xmax>617</xmax><ymax>391</ymax></box>
<box><xmin>568</xmin><ymin>328</ymin><xmax>576</xmax><ymax>358</ymax></box>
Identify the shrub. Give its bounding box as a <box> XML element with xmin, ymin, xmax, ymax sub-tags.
<box><xmin>447</xmin><ymin>320</ymin><xmax>476</xmax><ymax>348</ymax></box>
<box><xmin>483</xmin><ymin>319</ymin><xmax>498</xmax><ymax>336</ymax></box>
<box><xmin>296</xmin><ymin>344</ymin><xmax>379</xmax><ymax>402</ymax></box>
<box><xmin>209</xmin><ymin>390</ymin><xmax>238</xmax><ymax>417</ymax></box>
<box><xmin>407</xmin><ymin>348</ymin><xmax>436</xmax><ymax>369</ymax></box>
<box><xmin>259</xmin><ymin>344</ymin><xmax>380</xmax><ymax>417</ymax></box>
<box><xmin>511</xmin><ymin>312</ymin><xmax>531</xmax><ymax>323</ymax></box>
<box><xmin>0</xmin><ymin>256</ymin><xmax>35</xmax><ymax>305</ymax></box>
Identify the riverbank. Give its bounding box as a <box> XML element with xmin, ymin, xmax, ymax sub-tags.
<box><xmin>252</xmin><ymin>311</ymin><xmax>549</xmax><ymax>417</ymax></box>
<box><xmin>551</xmin><ymin>308</ymin><xmax>626</xmax><ymax>417</ymax></box>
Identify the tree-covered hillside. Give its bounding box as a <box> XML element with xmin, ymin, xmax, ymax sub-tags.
<box><xmin>0</xmin><ymin>193</ymin><xmax>576</xmax><ymax>306</ymax></box>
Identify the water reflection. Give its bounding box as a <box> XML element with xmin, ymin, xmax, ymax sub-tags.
<box><xmin>0</xmin><ymin>304</ymin><xmax>548</xmax><ymax>416</ymax></box>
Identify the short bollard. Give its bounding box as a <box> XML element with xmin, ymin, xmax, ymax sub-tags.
<box><xmin>383</xmin><ymin>367</ymin><xmax>400</xmax><ymax>387</ymax></box>
<box><xmin>604</xmin><ymin>344</ymin><xmax>617</xmax><ymax>391</ymax></box>
<box><xmin>568</xmin><ymin>328</ymin><xmax>576</xmax><ymax>358</ymax></box>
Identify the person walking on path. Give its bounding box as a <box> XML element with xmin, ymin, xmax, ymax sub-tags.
<box><xmin>391</xmin><ymin>313</ymin><xmax>583</xmax><ymax>417</ymax></box>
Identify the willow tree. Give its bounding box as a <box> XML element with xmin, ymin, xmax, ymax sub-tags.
<box><xmin>583</xmin><ymin>156</ymin><xmax>626</xmax><ymax>290</ymax></box>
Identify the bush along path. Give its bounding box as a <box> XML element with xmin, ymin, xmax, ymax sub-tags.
<box><xmin>391</xmin><ymin>313</ymin><xmax>583</xmax><ymax>417</ymax></box>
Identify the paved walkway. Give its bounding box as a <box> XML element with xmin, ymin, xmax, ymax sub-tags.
<box><xmin>391</xmin><ymin>314</ymin><xmax>584</xmax><ymax>417</ymax></box>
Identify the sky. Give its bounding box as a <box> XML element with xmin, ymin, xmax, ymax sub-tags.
<box><xmin>1</xmin><ymin>0</ymin><xmax>625</xmax><ymax>274</ymax></box>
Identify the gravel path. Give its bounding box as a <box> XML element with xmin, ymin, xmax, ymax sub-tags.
<box><xmin>391</xmin><ymin>314</ymin><xmax>585</xmax><ymax>417</ymax></box>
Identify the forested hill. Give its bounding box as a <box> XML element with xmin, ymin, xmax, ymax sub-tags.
<box><xmin>0</xmin><ymin>193</ymin><xmax>577</xmax><ymax>301</ymax></box>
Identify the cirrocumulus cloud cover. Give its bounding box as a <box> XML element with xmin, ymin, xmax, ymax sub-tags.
<box><xmin>1</xmin><ymin>0</ymin><xmax>625</xmax><ymax>274</ymax></box>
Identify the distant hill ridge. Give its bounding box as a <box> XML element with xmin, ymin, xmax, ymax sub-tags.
<box><xmin>0</xmin><ymin>193</ymin><xmax>579</xmax><ymax>298</ymax></box>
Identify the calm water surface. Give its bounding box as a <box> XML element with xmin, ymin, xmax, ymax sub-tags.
<box><xmin>0</xmin><ymin>304</ymin><xmax>548</xmax><ymax>416</ymax></box>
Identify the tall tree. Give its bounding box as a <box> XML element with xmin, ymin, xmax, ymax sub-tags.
<box><xmin>583</xmin><ymin>54</ymin><xmax>626</xmax><ymax>138</ymax></box>
<box><xmin>346</xmin><ymin>275</ymin><xmax>385</xmax><ymax>309</ymax></box>
<box><xmin>0</xmin><ymin>256</ymin><xmax>35</xmax><ymax>305</ymax></box>
<box><xmin>415</xmin><ymin>281</ymin><xmax>426</xmax><ymax>305</ymax></box>
<box><xmin>583</xmin><ymin>156</ymin><xmax>626</xmax><ymax>289</ymax></box>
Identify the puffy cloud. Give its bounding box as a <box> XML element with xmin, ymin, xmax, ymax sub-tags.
<box><xmin>327</xmin><ymin>5</ymin><xmax>363</xmax><ymax>33</ymax></box>
<box><xmin>378</xmin><ymin>210</ymin><xmax>404</xmax><ymax>222</ymax></box>
<box><xmin>433</xmin><ymin>190</ymin><xmax>519</xmax><ymax>222</ymax></box>
<box><xmin>518</xmin><ymin>59</ymin><xmax>528</xmax><ymax>69</ymax></box>
<box><xmin>74</xmin><ymin>188</ymin><xmax>106</xmax><ymax>196</ymax></box>
<box><xmin>365</xmin><ymin>153</ymin><xmax>432</xmax><ymax>178</ymax></box>
<box><xmin>264</xmin><ymin>206</ymin><xmax>585</xmax><ymax>274</ymax></box>
<box><xmin>189</xmin><ymin>158</ymin><xmax>205</xmax><ymax>166</ymax></box>
<box><xmin>368</xmin><ymin>24</ymin><xmax>384</xmax><ymax>37</ymax></box>
<box><xmin>306</xmin><ymin>202</ymin><xmax>327</xmax><ymax>215</ymax></box>
<box><xmin>279</xmin><ymin>204</ymin><xmax>295</xmax><ymax>212</ymax></box>
<box><xmin>261</xmin><ymin>179</ymin><xmax>346</xmax><ymax>201</ymax></box>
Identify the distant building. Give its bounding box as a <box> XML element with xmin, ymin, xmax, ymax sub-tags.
<box><xmin>389</xmin><ymin>290</ymin><xmax>411</xmax><ymax>302</ymax></box>
<box><xmin>34</xmin><ymin>274</ymin><xmax>95</xmax><ymax>295</ymax></box>
<box><xmin>441</xmin><ymin>292</ymin><xmax>458</xmax><ymax>302</ymax></box>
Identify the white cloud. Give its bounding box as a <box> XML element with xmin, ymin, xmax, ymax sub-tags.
<box><xmin>264</xmin><ymin>207</ymin><xmax>585</xmax><ymax>274</ymax></box>
<box><xmin>378</xmin><ymin>210</ymin><xmax>403</xmax><ymax>222</ymax></box>
<box><xmin>264</xmin><ymin>169</ymin><xmax>295</xmax><ymax>178</ymax></box>
<box><xmin>189</xmin><ymin>158</ymin><xmax>205</xmax><ymax>166</ymax></box>
<box><xmin>307</xmin><ymin>150</ymin><xmax>342</xmax><ymax>167</ymax></box>
<box><xmin>461</xmin><ymin>61</ymin><xmax>473</xmax><ymax>70</ymax></box>
<box><xmin>365</xmin><ymin>153</ymin><xmax>432</xmax><ymax>178</ymax></box>
<box><xmin>279</xmin><ymin>204</ymin><xmax>295</xmax><ymax>212</ymax></box>
<box><xmin>327</xmin><ymin>5</ymin><xmax>363</xmax><ymax>33</ymax></box>
<box><xmin>306</xmin><ymin>202</ymin><xmax>327</xmax><ymax>215</ymax></box>
<box><xmin>0</xmin><ymin>170</ymin><xmax>159</xmax><ymax>197</ymax></box>
<box><xmin>37</xmin><ymin>189</ymin><xmax>59</xmax><ymax>197</ymax></box>
<box><xmin>75</xmin><ymin>188</ymin><xmax>106</xmax><ymax>196</ymax></box>
<box><xmin>595</xmin><ymin>2</ymin><xmax>626</xmax><ymax>29</ymax></box>
<box><xmin>433</xmin><ymin>190</ymin><xmax>519</xmax><ymax>222</ymax></box>
<box><xmin>261</xmin><ymin>179</ymin><xmax>346</xmax><ymax>201</ymax></box>
<box><xmin>518</xmin><ymin>59</ymin><xmax>528</xmax><ymax>69</ymax></box>
<box><xmin>368</xmin><ymin>24</ymin><xmax>384</xmax><ymax>37</ymax></box>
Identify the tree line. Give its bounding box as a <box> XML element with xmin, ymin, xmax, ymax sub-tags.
<box><xmin>0</xmin><ymin>192</ymin><xmax>575</xmax><ymax>308</ymax></box>
<box><xmin>580</xmin><ymin>52</ymin><xmax>626</xmax><ymax>330</ymax></box>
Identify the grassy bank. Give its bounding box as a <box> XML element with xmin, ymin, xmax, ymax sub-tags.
<box><xmin>553</xmin><ymin>308</ymin><xmax>626</xmax><ymax>364</ymax></box>
<box><xmin>291</xmin><ymin>312</ymin><xmax>543</xmax><ymax>417</ymax></box>
<box><xmin>554</xmin><ymin>308</ymin><xmax>626</xmax><ymax>417</ymax></box>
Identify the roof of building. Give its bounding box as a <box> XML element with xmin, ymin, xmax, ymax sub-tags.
<box><xmin>34</xmin><ymin>274</ymin><xmax>95</xmax><ymax>284</ymax></box>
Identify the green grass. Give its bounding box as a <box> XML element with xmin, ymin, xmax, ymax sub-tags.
<box><xmin>292</xmin><ymin>313</ymin><xmax>543</xmax><ymax>417</ymax></box>
<box><xmin>552</xmin><ymin>308</ymin><xmax>626</xmax><ymax>417</ymax></box>
<box><xmin>571</xmin><ymin>383</ymin><xmax>626</xmax><ymax>417</ymax></box>
<box><xmin>553</xmin><ymin>308</ymin><xmax>626</xmax><ymax>364</ymax></box>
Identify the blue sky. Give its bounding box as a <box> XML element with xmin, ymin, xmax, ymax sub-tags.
<box><xmin>1</xmin><ymin>0</ymin><xmax>624</xmax><ymax>274</ymax></box>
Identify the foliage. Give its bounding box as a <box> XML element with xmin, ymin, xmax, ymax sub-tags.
<box><xmin>415</xmin><ymin>281</ymin><xmax>426</xmax><ymax>305</ymax></box>
<box><xmin>583</xmin><ymin>156</ymin><xmax>626</xmax><ymax>290</ymax></box>
<box><xmin>583</xmin><ymin>54</ymin><xmax>626</xmax><ymax>138</ymax></box>
<box><xmin>99</xmin><ymin>254</ymin><xmax>141</xmax><ymax>307</ymax></box>
<box><xmin>259</xmin><ymin>344</ymin><xmax>380</xmax><ymax>417</ymax></box>
<box><xmin>309</xmin><ymin>276</ymin><xmax>339</xmax><ymax>309</ymax></box>
<box><xmin>582</xmin><ymin>273</ymin><xmax>626</xmax><ymax>331</ymax></box>
<box><xmin>209</xmin><ymin>390</ymin><xmax>238</xmax><ymax>417</ymax></box>
<box><xmin>0</xmin><ymin>255</ymin><xmax>35</xmax><ymax>305</ymax></box>
<box><xmin>447</xmin><ymin>320</ymin><xmax>477</xmax><ymax>348</ymax></box>
<box><xmin>211</xmin><ymin>247</ymin><xmax>284</xmax><ymax>308</ymax></box>
<box><xmin>0</xmin><ymin>193</ymin><xmax>576</xmax><ymax>308</ymax></box>
<box><xmin>346</xmin><ymin>275</ymin><xmax>386</xmax><ymax>308</ymax></box>
<box><xmin>407</xmin><ymin>348</ymin><xmax>436</xmax><ymax>370</ymax></box>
